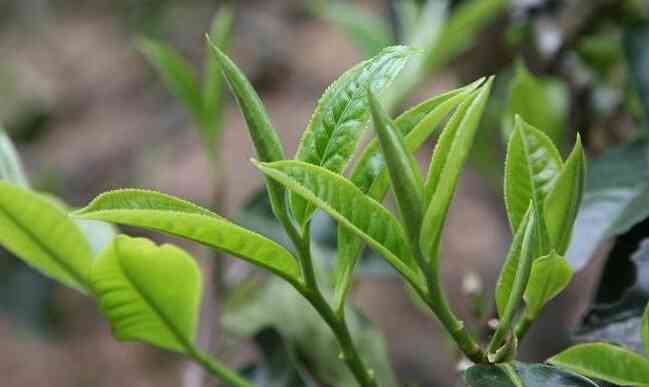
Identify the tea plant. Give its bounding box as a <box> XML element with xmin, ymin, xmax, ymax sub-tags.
<box><xmin>4</xmin><ymin>32</ymin><xmax>649</xmax><ymax>386</ymax></box>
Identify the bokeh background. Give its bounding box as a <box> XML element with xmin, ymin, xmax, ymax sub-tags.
<box><xmin>1</xmin><ymin>1</ymin><xmax>648</xmax><ymax>386</ymax></box>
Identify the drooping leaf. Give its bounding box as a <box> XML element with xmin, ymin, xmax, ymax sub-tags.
<box><xmin>550</xmin><ymin>343</ymin><xmax>649</xmax><ymax>386</ymax></box>
<box><xmin>464</xmin><ymin>362</ymin><xmax>598</xmax><ymax>387</ymax></box>
<box><xmin>420</xmin><ymin>77</ymin><xmax>493</xmax><ymax>262</ymax></box>
<box><xmin>523</xmin><ymin>252</ymin><xmax>574</xmax><ymax>318</ymax></box>
<box><xmin>504</xmin><ymin>62</ymin><xmax>568</xmax><ymax>146</ymax></box>
<box><xmin>0</xmin><ymin>128</ymin><xmax>29</xmax><ymax>187</ymax></box>
<box><xmin>254</xmin><ymin>160</ymin><xmax>421</xmax><ymax>288</ymax></box>
<box><xmin>291</xmin><ymin>46</ymin><xmax>414</xmax><ymax>226</ymax></box>
<box><xmin>207</xmin><ymin>42</ymin><xmax>288</xmax><ymax>222</ymax></box>
<box><xmin>624</xmin><ymin>21</ymin><xmax>649</xmax><ymax>124</ymax></box>
<box><xmin>334</xmin><ymin>81</ymin><xmax>480</xmax><ymax>309</ymax></box>
<box><xmin>74</xmin><ymin>189</ymin><xmax>300</xmax><ymax>282</ymax></box>
<box><xmin>0</xmin><ymin>181</ymin><xmax>92</xmax><ymax>293</ymax></box>
<box><xmin>567</xmin><ymin>137</ymin><xmax>648</xmax><ymax>270</ymax></box>
<box><xmin>138</xmin><ymin>39</ymin><xmax>203</xmax><ymax>126</ymax></box>
<box><xmin>545</xmin><ymin>136</ymin><xmax>586</xmax><ymax>256</ymax></box>
<box><xmin>202</xmin><ymin>4</ymin><xmax>234</xmax><ymax>148</ymax></box>
<box><xmin>368</xmin><ymin>88</ymin><xmax>424</xmax><ymax>244</ymax></box>
<box><xmin>91</xmin><ymin>235</ymin><xmax>201</xmax><ymax>353</ymax></box>
<box><xmin>504</xmin><ymin>117</ymin><xmax>562</xmax><ymax>242</ymax></box>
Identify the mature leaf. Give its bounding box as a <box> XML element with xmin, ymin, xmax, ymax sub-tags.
<box><xmin>495</xmin><ymin>205</ymin><xmax>535</xmax><ymax>318</ymax></box>
<box><xmin>138</xmin><ymin>39</ymin><xmax>203</xmax><ymax>125</ymax></box>
<box><xmin>504</xmin><ymin>117</ymin><xmax>562</xmax><ymax>240</ymax></box>
<box><xmin>420</xmin><ymin>77</ymin><xmax>493</xmax><ymax>262</ymax></box>
<box><xmin>523</xmin><ymin>252</ymin><xmax>573</xmax><ymax>318</ymax></box>
<box><xmin>92</xmin><ymin>236</ymin><xmax>201</xmax><ymax>353</ymax></box>
<box><xmin>504</xmin><ymin>62</ymin><xmax>568</xmax><ymax>145</ymax></box>
<box><xmin>550</xmin><ymin>343</ymin><xmax>649</xmax><ymax>386</ymax></box>
<box><xmin>368</xmin><ymin>88</ymin><xmax>424</xmax><ymax>244</ymax></box>
<box><xmin>464</xmin><ymin>362</ymin><xmax>598</xmax><ymax>387</ymax></box>
<box><xmin>567</xmin><ymin>137</ymin><xmax>648</xmax><ymax>270</ymax></box>
<box><xmin>254</xmin><ymin>160</ymin><xmax>421</xmax><ymax>287</ymax></box>
<box><xmin>624</xmin><ymin>21</ymin><xmax>649</xmax><ymax>124</ymax></box>
<box><xmin>313</xmin><ymin>1</ymin><xmax>394</xmax><ymax>57</ymax></box>
<box><xmin>207</xmin><ymin>42</ymin><xmax>288</xmax><ymax>221</ymax></box>
<box><xmin>0</xmin><ymin>128</ymin><xmax>29</xmax><ymax>187</ymax></box>
<box><xmin>74</xmin><ymin>189</ymin><xmax>300</xmax><ymax>282</ymax></box>
<box><xmin>292</xmin><ymin>46</ymin><xmax>414</xmax><ymax>226</ymax></box>
<box><xmin>0</xmin><ymin>181</ymin><xmax>92</xmax><ymax>292</ymax></box>
<box><xmin>202</xmin><ymin>4</ymin><xmax>234</xmax><ymax>147</ymax></box>
<box><xmin>333</xmin><ymin>81</ymin><xmax>480</xmax><ymax>308</ymax></box>
<box><xmin>545</xmin><ymin>136</ymin><xmax>586</xmax><ymax>257</ymax></box>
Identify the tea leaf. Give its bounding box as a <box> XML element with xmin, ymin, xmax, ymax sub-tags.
<box><xmin>91</xmin><ymin>236</ymin><xmax>201</xmax><ymax>353</ymax></box>
<box><xmin>207</xmin><ymin>42</ymin><xmax>288</xmax><ymax>222</ymax></box>
<box><xmin>138</xmin><ymin>39</ymin><xmax>204</xmax><ymax>126</ymax></box>
<box><xmin>292</xmin><ymin>46</ymin><xmax>414</xmax><ymax>226</ymax></box>
<box><xmin>545</xmin><ymin>136</ymin><xmax>586</xmax><ymax>255</ymax></box>
<box><xmin>0</xmin><ymin>181</ymin><xmax>92</xmax><ymax>293</ymax></box>
<box><xmin>0</xmin><ymin>128</ymin><xmax>29</xmax><ymax>187</ymax></box>
<box><xmin>504</xmin><ymin>117</ymin><xmax>562</xmax><ymax>235</ymax></box>
<box><xmin>420</xmin><ymin>77</ymin><xmax>493</xmax><ymax>262</ymax></box>
<box><xmin>254</xmin><ymin>160</ymin><xmax>421</xmax><ymax>288</ymax></box>
<box><xmin>368</xmin><ymin>88</ymin><xmax>424</xmax><ymax>244</ymax></box>
<box><xmin>463</xmin><ymin>362</ymin><xmax>598</xmax><ymax>387</ymax></box>
<box><xmin>334</xmin><ymin>81</ymin><xmax>479</xmax><ymax>309</ymax></box>
<box><xmin>550</xmin><ymin>343</ymin><xmax>649</xmax><ymax>386</ymax></box>
<box><xmin>523</xmin><ymin>252</ymin><xmax>573</xmax><ymax>318</ymax></box>
<box><xmin>75</xmin><ymin>190</ymin><xmax>300</xmax><ymax>282</ymax></box>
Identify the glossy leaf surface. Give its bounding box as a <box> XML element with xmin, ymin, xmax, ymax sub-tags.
<box><xmin>464</xmin><ymin>362</ymin><xmax>598</xmax><ymax>387</ymax></box>
<box><xmin>92</xmin><ymin>236</ymin><xmax>201</xmax><ymax>353</ymax></box>
<box><xmin>550</xmin><ymin>343</ymin><xmax>649</xmax><ymax>386</ymax></box>
<box><xmin>523</xmin><ymin>252</ymin><xmax>573</xmax><ymax>317</ymax></box>
<box><xmin>0</xmin><ymin>129</ymin><xmax>29</xmax><ymax>187</ymax></box>
<box><xmin>0</xmin><ymin>181</ymin><xmax>92</xmax><ymax>292</ymax></box>
<box><xmin>420</xmin><ymin>77</ymin><xmax>492</xmax><ymax>261</ymax></box>
<box><xmin>545</xmin><ymin>136</ymin><xmax>586</xmax><ymax>256</ymax></box>
<box><xmin>292</xmin><ymin>46</ymin><xmax>414</xmax><ymax>226</ymax></box>
<box><xmin>255</xmin><ymin>160</ymin><xmax>420</xmax><ymax>287</ymax></box>
<box><xmin>75</xmin><ymin>190</ymin><xmax>300</xmax><ymax>282</ymax></box>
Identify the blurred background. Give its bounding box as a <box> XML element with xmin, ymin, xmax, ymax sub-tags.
<box><xmin>1</xmin><ymin>0</ymin><xmax>649</xmax><ymax>386</ymax></box>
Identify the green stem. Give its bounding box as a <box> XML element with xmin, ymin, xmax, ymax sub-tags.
<box><xmin>513</xmin><ymin>314</ymin><xmax>534</xmax><ymax>343</ymax></box>
<box><xmin>187</xmin><ymin>345</ymin><xmax>252</xmax><ymax>387</ymax></box>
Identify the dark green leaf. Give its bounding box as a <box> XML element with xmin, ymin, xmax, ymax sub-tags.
<box><xmin>624</xmin><ymin>21</ymin><xmax>649</xmax><ymax>124</ymax></box>
<box><xmin>464</xmin><ymin>362</ymin><xmax>598</xmax><ymax>387</ymax></box>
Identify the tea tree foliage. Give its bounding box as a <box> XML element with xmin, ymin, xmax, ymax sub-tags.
<box><xmin>4</xmin><ymin>33</ymin><xmax>647</xmax><ymax>386</ymax></box>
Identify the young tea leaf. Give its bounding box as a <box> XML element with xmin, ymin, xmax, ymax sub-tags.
<box><xmin>92</xmin><ymin>235</ymin><xmax>201</xmax><ymax>353</ymax></box>
<box><xmin>420</xmin><ymin>77</ymin><xmax>493</xmax><ymax>262</ymax></box>
<box><xmin>0</xmin><ymin>181</ymin><xmax>92</xmax><ymax>293</ymax></box>
<box><xmin>368</xmin><ymin>88</ymin><xmax>424</xmax><ymax>244</ymax></box>
<box><xmin>75</xmin><ymin>190</ymin><xmax>300</xmax><ymax>283</ymax></box>
<box><xmin>291</xmin><ymin>45</ymin><xmax>415</xmax><ymax>226</ymax></box>
<box><xmin>550</xmin><ymin>343</ymin><xmax>649</xmax><ymax>386</ymax></box>
<box><xmin>0</xmin><ymin>128</ymin><xmax>29</xmax><ymax>187</ymax></box>
<box><xmin>254</xmin><ymin>160</ymin><xmax>421</xmax><ymax>288</ymax></box>
<box><xmin>642</xmin><ymin>302</ymin><xmax>649</xmax><ymax>356</ymax></box>
<box><xmin>523</xmin><ymin>252</ymin><xmax>573</xmax><ymax>318</ymax></box>
<box><xmin>545</xmin><ymin>136</ymin><xmax>586</xmax><ymax>255</ymax></box>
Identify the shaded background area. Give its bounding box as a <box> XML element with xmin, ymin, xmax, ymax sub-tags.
<box><xmin>1</xmin><ymin>0</ymin><xmax>648</xmax><ymax>386</ymax></box>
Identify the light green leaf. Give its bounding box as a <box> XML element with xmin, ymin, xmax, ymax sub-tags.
<box><xmin>292</xmin><ymin>45</ymin><xmax>414</xmax><ymax>226</ymax></box>
<box><xmin>504</xmin><ymin>117</ymin><xmax>562</xmax><ymax>236</ymax></box>
<box><xmin>207</xmin><ymin>41</ymin><xmax>288</xmax><ymax>223</ymax></box>
<box><xmin>368</xmin><ymin>88</ymin><xmax>424</xmax><ymax>244</ymax></box>
<box><xmin>92</xmin><ymin>235</ymin><xmax>201</xmax><ymax>353</ymax></box>
<box><xmin>0</xmin><ymin>128</ymin><xmax>29</xmax><ymax>187</ymax></box>
<box><xmin>74</xmin><ymin>189</ymin><xmax>300</xmax><ymax>282</ymax></box>
<box><xmin>642</xmin><ymin>302</ymin><xmax>649</xmax><ymax>356</ymax></box>
<box><xmin>420</xmin><ymin>77</ymin><xmax>493</xmax><ymax>262</ymax></box>
<box><xmin>254</xmin><ymin>160</ymin><xmax>421</xmax><ymax>288</ymax></box>
<box><xmin>523</xmin><ymin>252</ymin><xmax>573</xmax><ymax>318</ymax></box>
<box><xmin>494</xmin><ymin>204</ymin><xmax>536</xmax><ymax>319</ymax></box>
<box><xmin>545</xmin><ymin>136</ymin><xmax>586</xmax><ymax>255</ymax></box>
<box><xmin>334</xmin><ymin>81</ymin><xmax>479</xmax><ymax>309</ymax></box>
<box><xmin>504</xmin><ymin>61</ymin><xmax>568</xmax><ymax>146</ymax></box>
<box><xmin>0</xmin><ymin>181</ymin><xmax>92</xmax><ymax>293</ymax></box>
<box><xmin>74</xmin><ymin>219</ymin><xmax>118</xmax><ymax>257</ymax></box>
<box><xmin>138</xmin><ymin>39</ymin><xmax>203</xmax><ymax>126</ymax></box>
<box><xmin>550</xmin><ymin>343</ymin><xmax>649</xmax><ymax>386</ymax></box>
<box><xmin>202</xmin><ymin>4</ymin><xmax>234</xmax><ymax>147</ymax></box>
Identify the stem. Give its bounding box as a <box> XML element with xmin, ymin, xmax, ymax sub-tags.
<box><xmin>187</xmin><ymin>345</ymin><xmax>252</xmax><ymax>387</ymax></box>
<box><xmin>513</xmin><ymin>314</ymin><xmax>534</xmax><ymax>343</ymax></box>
